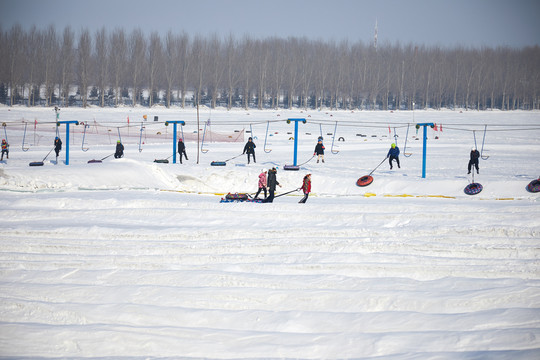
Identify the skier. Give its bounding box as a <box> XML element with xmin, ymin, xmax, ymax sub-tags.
<box><xmin>243</xmin><ymin>137</ymin><xmax>256</xmax><ymax>164</ymax></box>
<box><xmin>299</xmin><ymin>174</ymin><xmax>311</xmax><ymax>203</ymax></box>
<box><xmin>177</xmin><ymin>138</ymin><xmax>188</xmax><ymax>163</ymax></box>
<box><xmin>468</xmin><ymin>146</ymin><xmax>480</xmax><ymax>174</ymax></box>
<box><xmin>314</xmin><ymin>138</ymin><xmax>325</xmax><ymax>163</ymax></box>
<box><xmin>114</xmin><ymin>140</ymin><xmax>124</xmax><ymax>158</ymax></box>
<box><xmin>387</xmin><ymin>143</ymin><xmax>400</xmax><ymax>169</ymax></box>
<box><xmin>54</xmin><ymin>137</ymin><xmax>62</xmax><ymax>162</ymax></box>
<box><xmin>1</xmin><ymin>139</ymin><xmax>8</xmax><ymax>161</ymax></box>
<box><xmin>263</xmin><ymin>167</ymin><xmax>281</xmax><ymax>203</ymax></box>
<box><xmin>254</xmin><ymin>170</ymin><xmax>267</xmax><ymax>199</ymax></box>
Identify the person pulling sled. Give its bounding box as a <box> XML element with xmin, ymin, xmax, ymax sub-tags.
<box><xmin>314</xmin><ymin>138</ymin><xmax>325</xmax><ymax>163</ymax></box>
<box><xmin>54</xmin><ymin>137</ymin><xmax>62</xmax><ymax>163</ymax></box>
<box><xmin>178</xmin><ymin>138</ymin><xmax>188</xmax><ymax>163</ymax></box>
<box><xmin>114</xmin><ymin>140</ymin><xmax>124</xmax><ymax>158</ymax></box>
<box><xmin>299</xmin><ymin>174</ymin><xmax>311</xmax><ymax>203</ymax></box>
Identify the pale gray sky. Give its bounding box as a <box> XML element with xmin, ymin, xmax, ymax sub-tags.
<box><xmin>1</xmin><ymin>0</ymin><xmax>539</xmax><ymax>48</ymax></box>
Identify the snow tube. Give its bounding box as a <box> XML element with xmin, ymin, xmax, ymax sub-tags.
<box><xmin>356</xmin><ymin>175</ymin><xmax>374</xmax><ymax>187</ymax></box>
<box><xmin>87</xmin><ymin>159</ymin><xmax>102</xmax><ymax>163</ymax></box>
<box><xmin>154</xmin><ymin>159</ymin><xmax>169</xmax><ymax>163</ymax></box>
<box><xmin>225</xmin><ymin>193</ymin><xmax>249</xmax><ymax>201</ymax></box>
<box><xmin>464</xmin><ymin>183</ymin><xmax>483</xmax><ymax>195</ymax></box>
<box><xmin>29</xmin><ymin>161</ymin><xmax>44</xmax><ymax>167</ymax></box>
<box><xmin>211</xmin><ymin>161</ymin><xmax>227</xmax><ymax>166</ymax></box>
<box><xmin>283</xmin><ymin>165</ymin><xmax>300</xmax><ymax>171</ymax></box>
<box><xmin>526</xmin><ymin>179</ymin><xmax>540</xmax><ymax>193</ymax></box>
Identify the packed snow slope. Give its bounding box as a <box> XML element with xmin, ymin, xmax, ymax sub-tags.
<box><xmin>0</xmin><ymin>106</ymin><xmax>539</xmax><ymax>359</ymax></box>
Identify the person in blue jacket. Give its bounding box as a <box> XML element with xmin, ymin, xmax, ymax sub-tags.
<box><xmin>387</xmin><ymin>143</ymin><xmax>400</xmax><ymax>169</ymax></box>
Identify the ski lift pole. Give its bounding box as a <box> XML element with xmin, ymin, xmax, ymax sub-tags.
<box><xmin>166</xmin><ymin>121</ymin><xmax>185</xmax><ymax>164</ymax></box>
<box><xmin>264</xmin><ymin>121</ymin><xmax>272</xmax><ymax>153</ymax></box>
<box><xmin>287</xmin><ymin>118</ymin><xmax>307</xmax><ymax>166</ymax></box>
<box><xmin>480</xmin><ymin>125</ymin><xmax>489</xmax><ymax>160</ymax></box>
<box><xmin>21</xmin><ymin>122</ymin><xmax>30</xmax><ymax>151</ymax></box>
<box><xmin>201</xmin><ymin>120</ymin><xmax>210</xmax><ymax>153</ymax></box>
<box><xmin>416</xmin><ymin>122</ymin><xmax>434</xmax><ymax>178</ymax></box>
<box><xmin>403</xmin><ymin>124</ymin><xmax>412</xmax><ymax>157</ymax></box>
<box><xmin>57</xmin><ymin>120</ymin><xmax>79</xmax><ymax>165</ymax></box>
<box><xmin>81</xmin><ymin>124</ymin><xmax>90</xmax><ymax>152</ymax></box>
<box><xmin>331</xmin><ymin>121</ymin><xmax>339</xmax><ymax>154</ymax></box>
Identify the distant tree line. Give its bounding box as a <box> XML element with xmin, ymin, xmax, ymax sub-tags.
<box><xmin>1</xmin><ymin>24</ymin><xmax>539</xmax><ymax>110</ymax></box>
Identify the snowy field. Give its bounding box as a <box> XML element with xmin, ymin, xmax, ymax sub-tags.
<box><xmin>0</xmin><ymin>106</ymin><xmax>539</xmax><ymax>359</ymax></box>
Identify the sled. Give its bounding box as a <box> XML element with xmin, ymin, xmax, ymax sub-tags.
<box><xmin>464</xmin><ymin>182</ymin><xmax>483</xmax><ymax>195</ymax></box>
<box><xmin>283</xmin><ymin>165</ymin><xmax>300</xmax><ymax>171</ymax></box>
<box><xmin>211</xmin><ymin>161</ymin><xmax>227</xmax><ymax>166</ymax></box>
<box><xmin>154</xmin><ymin>159</ymin><xmax>169</xmax><ymax>163</ymax></box>
<box><xmin>220</xmin><ymin>193</ymin><xmax>262</xmax><ymax>203</ymax></box>
<box><xmin>526</xmin><ymin>179</ymin><xmax>540</xmax><ymax>193</ymax></box>
<box><xmin>88</xmin><ymin>153</ymin><xmax>114</xmax><ymax>164</ymax></box>
<box><xmin>29</xmin><ymin>161</ymin><xmax>44</xmax><ymax>167</ymax></box>
<box><xmin>356</xmin><ymin>175</ymin><xmax>374</xmax><ymax>187</ymax></box>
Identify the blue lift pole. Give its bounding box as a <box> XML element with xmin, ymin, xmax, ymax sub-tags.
<box><xmin>287</xmin><ymin>118</ymin><xmax>306</xmax><ymax>166</ymax></box>
<box><xmin>166</xmin><ymin>121</ymin><xmax>185</xmax><ymax>164</ymax></box>
<box><xmin>416</xmin><ymin>122</ymin><xmax>434</xmax><ymax>178</ymax></box>
<box><xmin>57</xmin><ymin>120</ymin><xmax>79</xmax><ymax>165</ymax></box>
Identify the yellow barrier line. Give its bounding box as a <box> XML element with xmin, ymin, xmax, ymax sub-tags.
<box><xmin>161</xmin><ymin>189</ymin><xmax>527</xmax><ymax>201</ymax></box>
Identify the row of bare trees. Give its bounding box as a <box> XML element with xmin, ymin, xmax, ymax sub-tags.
<box><xmin>1</xmin><ymin>24</ymin><xmax>539</xmax><ymax>110</ymax></box>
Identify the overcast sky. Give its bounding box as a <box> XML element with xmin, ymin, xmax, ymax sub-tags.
<box><xmin>1</xmin><ymin>0</ymin><xmax>539</xmax><ymax>48</ymax></box>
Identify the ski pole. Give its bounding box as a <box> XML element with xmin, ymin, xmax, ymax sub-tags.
<box><xmin>275</xmin><ymin>188</ymin><xmax>300</xmax><ymax>198</ymax></box>
<box><xmin>369</xmin><ymin>157</ymin><xmax>388</xmax><ymax>176</ymax></box>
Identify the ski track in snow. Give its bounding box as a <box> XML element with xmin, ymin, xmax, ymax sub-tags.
<box><xmin>0</xmin><ymin>107</ymin><xmax>539</xmax><ymax>359</ymax></box>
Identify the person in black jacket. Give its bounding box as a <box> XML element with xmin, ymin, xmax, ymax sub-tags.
<box><xmin>263</xmin><ymin>167</ymin><xmax>281</xmax><ymax>203</ymax></box>
<box><xmin>114</xmin><ymin>140</ymin><xmax>124</xmax><ymax>158</ymax></box>
<box><xmin>468</xmin><ymin>147</ymin><xmax>480</xmax><ymax>174</ymax></box>
<box><xmin>243</xmin><ymin>137</ymin><xmax>256</xmax><ymax>164</ymax></box>
<box><xmin>54</xmin><ymin>137</ymin><xmax>62</xmax><ymax>160</ymax></box>
<box><xmin>177</xmin><ymin>138</ymin><xmax>188</xmax><ymax>163</ymax></box>
<box><xmin>314</xmin><ymin>139</ymin><xmax>325</xmax><ymax>163</ymax></box>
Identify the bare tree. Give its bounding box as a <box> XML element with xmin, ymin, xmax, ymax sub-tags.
<box><xmin>43</xmin><ymin>25</ymin><xmax>58</xmax><ymax>106</ymax></box>
<box><xmin>4</xmin><ymin>25</ymin><xmax>24</xmax><ymax>105</ymax></box>
<box><xmin>190</xmin><ymin>35</ymin><xmax>208</xmax><ymax>107</ymax></box>
<box><xmin>109</xmin><ymin>28</ymin><xmax>127</xmax><ymax>106</ymax></box>
<box><xmin>239</xmin><ymin>36</ymin><xmax>254</xmax><ymax>110</ymax></box>
<box><xmin>147</xmin><ymin>31</ymin><xmax>162</xmax><ymax>107</ymax></box>
<box><xmin>78</xmin><ymin>29</ymin><xmax>92</xmax><ymax>108</ymax></box>
<box><xmin>224</xmin><ymin>34</ymin><xmax>241</xmax><ymax>110</ymax></box>
<box><xmin>207</xmin><ymin>34</ymin><xmax>224</xmax><ymax>109</ymax></box>
<box><xmin>59</xmin><ymin>26</ymin><xmax>75</xmax><ymax>107</ymax></box>
<box><xmin>163</xmin><ymin>31</ymin><xmax>180</xmax><ymax>108</ymax></box>
<box><xmin>129</xmin><ymin>28</ymin><xmax>146</xmax><ymax>106</ymax></box>
<box><xmin>94</xmin><ymin>27</ymin><xmax>109</xmax><ymax>107</ymax></box>
<box><xmin>254</xmin><ymin>39</ymin><xmax>268</xmax><ymax>110</ymax></box>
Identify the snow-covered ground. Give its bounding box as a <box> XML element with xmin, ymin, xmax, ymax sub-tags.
<box><xmin>0</xmin><ymin>106</ymin><xmax>539</xmax><ymax>359</ymax></box>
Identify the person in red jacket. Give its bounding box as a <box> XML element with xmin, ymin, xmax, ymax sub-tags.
<box><xmin>299</xmin><ymin>173</ymin><xmax>311</xmax><ymax>203</ymax></box>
